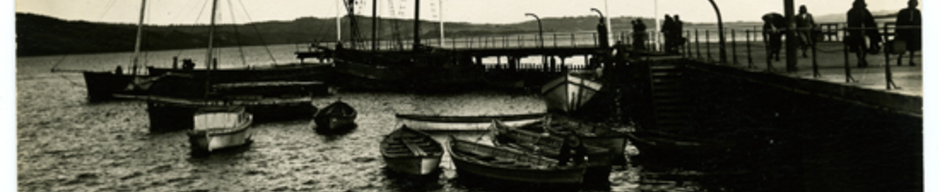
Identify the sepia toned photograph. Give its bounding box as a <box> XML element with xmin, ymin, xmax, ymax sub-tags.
<box><xmin>12</xmin><ymin>0</ymin><xmax>930</xmax><ymax>191</ymax></box>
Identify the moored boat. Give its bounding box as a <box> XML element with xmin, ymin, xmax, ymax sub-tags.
<box><xmin>446</xmin><ymin>136</ymin><xmax>587</xmax><ymax>184</ymax></box>
<box><xmin>380</xmin><ymin>125</ymin><xmax>444</xmax><ymax>175</ymax></box>
<box><xmin>313</xmin><ymin>100</ymin><xmax>358</xmax><ymax>131</ymax></box>
<box><xmin>394</xmin><ymin>113</ymin><xmax>546</xmax><ymax>131</ymax></box>
<box><xmin>490</xmin><ymin>120</ymin><xmax>612</xmax><ymax>168</ymax></box>
<box><xmin>187</xmin><ymin>106</ymin><xmax>253</xmax><ymax>155</ymax></box>
<box><xmin>540</xmin><ymin>74</ymin><xmax>604</xmax><ymax>114</ymax></box>
<box><xmin>519</xmin><ymin>115</ymin><xmax>630</xmax><ymax>165</ymax></box>
<box><xmin>625</xmin><ymin>130</ymin><xmax>736</xmax><ymax>166</ymax></box>
<box><xmin>146</xmin><ymin>62</ymin><xmax>334</xmax><ymax>84</ymax></box>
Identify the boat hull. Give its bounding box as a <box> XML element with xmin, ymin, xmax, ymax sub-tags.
<box><xmin>147</xmin><ymin>63</ymin><xmax>334</xmax><ymax>83</ymax></box>
<box><xmin>145</xmin><ymin>98</ymin><xmax>314</xmax><ymax>132</ymax></box>
<box><xmin>333</xmin><ymin>50</ymin><xmax>484</xmax><ymax>91</ymax></box>
<box><xmin>447</xmin><ymin>138</ymin><xmax>586</xmax><ymax>184</ymax></box>
<box><xmin>382</xmin><ymin>156</ymin><xmax>442</xmax><ymax>175</ymax></box>
<box><xmin>313</xmin><ymin>101</ymin><xmax>357</xmax><ymax>131</ymax></box>
<box><xmin>540</xmin><ymin>74</ymin><xmax>603</xmax><ymax>114</ymax></box>
<box><xmin>82</xmin><ymin>71</ymin><xmax>148</xmax><ymax>102</ymax></box>
<box><xmin>395</xmin><ymin>113</ymin><xmax>546</xmax><ymax>131</ymax></box>
<box><xmin>188</xmin><ymin>128</ymin><xmax>252</xmax><ymax>153</ymax></box>
<box><xmin>380</xmin><ymin>126</ymin><xmax>444</xmax><ymax>175</ymax></box>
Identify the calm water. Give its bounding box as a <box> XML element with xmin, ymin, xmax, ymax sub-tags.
<box><xmin>17</xmin><ymin>45</ymin><xmax>705</xmax><ymax>191</ymax></box>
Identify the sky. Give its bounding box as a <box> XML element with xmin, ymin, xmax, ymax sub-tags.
<box><xmin>14</xmin><ymin>0</ymin><xmax>920</xmax><ymax>25</ymax></box>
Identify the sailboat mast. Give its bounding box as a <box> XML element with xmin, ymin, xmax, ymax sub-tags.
<box><xmin>132</xmin><ymin>0</ymin><xmax>147</xmax><ymax>75</ymax></box>
<box><xmin>372</xmin><ymin>0</ymin><xmax>377</xmax><ymax>52</ymax></box>
<box><xmin>413</xmin><ymin>0</ymin><xmax>419</xmax><ymax>50</ymax></box>
<box><xmin>206</xmin><ymin>0</ymin><xmax>218</xmax><ymax>70</ymax></box>
<box><xmin>336</xmin><ymin>0</ymin><xmax>342</xmax><ymax>43</ymax></box>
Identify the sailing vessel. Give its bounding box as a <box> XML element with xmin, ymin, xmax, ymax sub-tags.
<box><xmin>315</xmin><ymin>0</ymin><xmax>484</xmax><ymax>91</ymax></box>
<box><xmin>313</xmin><ymin>100</ymin><xmax>358</xmax><ymax>131</ymax></box>
<box><xmin>188</xmin><ymin>106</ymin><xmax>253</xmax><ymax>155</ymax></box>
<box><xmin>137</xmin><ymin>0</ymin><xmax>318</xmax><ymax>132</ymax></box>
<box><xmin>380</xmin><ymin>125</ymin><xmax>443</xmax><ymax>175</ymax></box>
<box><xmin>394</xmin><ymin>113</ymin><xmax>546</xmax><ymax>131</ymax></box>
<box><xmin>51</xmin><ymin>0</ymin><xmax>153</xmax><ymax>102</ymax></box>
<box><xmin>446</xmin><ymin>136</ymin><xmax>587</xmax><ymax>184</ymax></box>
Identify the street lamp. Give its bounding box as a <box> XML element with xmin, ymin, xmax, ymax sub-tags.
<box><xmin>590</xmin><ymin>8</ymin><xmax>610</xmax><ymax>48</ymax></box>
<box><xmin>525</xmin><ymin>13</ymin><xmax>543</xmax><ymax>49</ymax></box>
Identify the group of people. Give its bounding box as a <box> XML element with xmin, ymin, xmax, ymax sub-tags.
<box><xmin>661</xmin><ymin>15</ymin><xmax>685</xmax><ymax>55</ymax></box>
<box><xmin>762</xmin><ymin>5</ymin><xmax>817</xmax><ymax>62</ymax></box>
<box><xmin>762</xmin><ymin>0</ymin><xmax>921</xmax><ymax>68</ymax></box>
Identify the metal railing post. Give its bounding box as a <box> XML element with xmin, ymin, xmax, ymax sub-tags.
<box><xmin>843</xmin><ymin>27</ymin><xmax>854</xmax><ymax>82</ymax></box>
<box><xmin>706</xmin><ymin>30</ymin><xmax>712</xmax><ymax>62</ymax></box>
<box><xmin>747</xmin><ymin>29</ymin><xmax>754</xmax><ymax>68</ymax></box>
<box><xmin>695</xmin><ymin>29</ymin><xmax>701</xmax><ymax>59</ymax></box>
<box><xmin>732</xmin><ymin>29</ymin><xmax>738</xmax><ymax>65</ymax></box>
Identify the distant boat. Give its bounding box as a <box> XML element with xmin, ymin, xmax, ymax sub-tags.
<box><xmin>146</xmin><ymin>62</ymin><xmax>334</xmax><ymax>84</ymax></box>
<box><xmin>446</xmin><ymin>136</ymin><xmax>587</xmax><ymax>184</ymax></box>
<box><xmin>489</xmin><ymin>119</ymin><xmax>612</xmax><ymax>168</ymax></box>
<box><xmin>540</xmin><ymin>74</ymin><xmax>603</xmax><ymax>114</ymax></box>
<box><xmin>394</xmin><ymin>113</ymin><xmax>546</xmax><ymax>131</ymax></box>
<box><xmin>380</xmin><ymin>125</ymin><xmax>444</xmax><ymax>175</ymax></box>
<box><xmin>187</xmin><ymin>106</ymin><xmax>253</xmax><ymax>155</ymax></box>
<box><xmin>313</xmin><ymin>100</ymin><xmax>357</xmax><ymax>131</ymax></box>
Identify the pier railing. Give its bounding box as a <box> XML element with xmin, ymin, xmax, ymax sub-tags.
<box><xmin>672</xmin><ymin>23</ymin><xmax>920</xmax><ymax>91</ymax></box>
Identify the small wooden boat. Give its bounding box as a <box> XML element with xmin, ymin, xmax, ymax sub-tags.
<box><xmin>313</xmin><ymin>100</ymin><xmax>357</xmax><ymax>131</ymax></box>
<box><xmin>380</xmin><ymin>126</ymin><xmax>444</xmax><ymax>175</ymax></box>
<box><xmin>394</xmin><ymin>113</ymin><xmax>546</xmax><ymax>131</ymax></box>
<box><xmin>540</xmin><ymin>74</ymin><xmax>603</xmax><ymax>114</ymax></box>
<box><xmin>187</xmin><ymin>106</ymin><xmax>253</xmax><ymax>155</ymax></box>
<box><xmin>446</xmin><ymin>136</ymin><xmax>587</xmax><ymax>184</ymax></box>
<box><xmin>519</xmin><ymin>115</ymin><xmax>630</xmax><ymax>165</ymax></box>
<box><xmin>490</xmin><ymin>120</ymin><xmax>611</xmax><ymax>168</ymax></box>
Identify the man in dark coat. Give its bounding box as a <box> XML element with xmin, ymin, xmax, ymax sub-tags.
<box><xmin>672</xmin><ymin>15</ymin><xmax>685</xmax><ymax>54</ymax></box>
<box><xmin>762</xmin><ymin>13</ymin><xmax>786</xmax><ymax>62</ymax></box>
<box><xmin>895</xmin><ymin>0</ymin><xmax>921</xmax><ymax>66</ymax></box>
<box><xmin>847</xmin><ymin>0</ymin><xmax>880</xmax><ymax>67</ymax></box>
<box><xmin>662</xmin><ymin>15</ymin><xmax>674</xmax><ymax>54</ymax></box>
<box><xmin>796</xmin><ymin>5</ymin><xmax>817</xmax><ymax>58</ymax></box>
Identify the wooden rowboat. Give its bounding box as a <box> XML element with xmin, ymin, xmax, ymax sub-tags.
<box><xmin>540</xmin><ymin>74</ymin><xmax>603</xmax><ymax>114</ymax></box>
<box><xmin>490</xmin><ymin>120</ymin><xmax>612</xmax><ymax>168</ymax></box>
<box><xmin>394</xmin><ymin>113</ymin><xmax>546</xmax><ymax>131</ymax></box>
<box><xmin>187</xmin><ymin>106</ymin><xmax>253</xmax><ymax>155</ymax></box>
<box><xmin>446</xmin><ymin>136</ymin><xmax>587</xmax><ymax>184</ymax></box>
<box><xmin>313</xmin><ymin>100</ymin><xmax>357</xmax><ymax>131</ymax></box>
<box><xmin>380</xmin><ymin>126</ymin><xmax>444</xmax><ymax>175</ymax></box>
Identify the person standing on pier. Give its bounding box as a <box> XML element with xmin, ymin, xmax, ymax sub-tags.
<box><xmin>796</xmin><ymin>5</ymin><xmax>817</xmax><ymax>58</ymax></box>
<box><xmin>894</xmin><ymin>0</ymin><xmax>921</xmax><ymax>66</ymax></box>
<box><xmin>672</xmin><ymin>15</ymin><xmax>685</xmax><ymax>55</ymax></box>
<box><xmin>762</xmin><ymin>13</ymin><xmax>786</xmax><ymax>62</ymax></box>
<box><xmin>632</xmin><ymin>19</ymin><xmax>648</xmax><ymax>52</ymax></box>
<box><xmin>847</xmin><ymin>0</ymin><xmax>880</xmax><ymax>67</ymax></box>
<box><xmin>662</xmin><ymin>15</ymin><xmax>675</xmax><ymax>54</ymax></box>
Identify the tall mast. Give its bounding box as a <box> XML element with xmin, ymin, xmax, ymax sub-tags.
<box><xmin>413</xmin><ymin>0</ymin><xmax>419</xmax><ymax>50</ymax></box>
<box><xmin>204</xmin><ymin>0</ymin><xmax>218</xmax><ymax>99</ymax></box>
<box><xmin>336</xmin><ymin>0</ymin><xmax>342</xmax><ymax>43</ymax></box>
<box><xmin>205</xmin><ymin>0</ymin><xmax>218</xmax><ymax>70</ymax></box>
<box><xmin>372</xmin><ymin>0</ymin><xmax>377</xmax><ymax>52</ymax></box>
<box><xmin>132</xmin><ymin>0</ymin><xmax>147</xmax><ymax>75</ymax></box>
<box><xmin>438</xmin><ymin>0</ymin><xmax>443</xmax><ymax>47</ymax></box>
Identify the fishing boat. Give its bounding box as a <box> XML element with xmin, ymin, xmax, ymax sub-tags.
<box><xmin>187</xmin><ymin>106</ymin><xmax>253</xmax><ymax>155</ymax></box>
<box><xmin>380</xmin><ymin>125</ymin><xmax>444</xmax><ymax>175</ymax></box>
<box><xmin>447</xmin><ymin>136</ymin><xmax>587</xmax><ymax>184</ymax></box>
<box><xmin>51</xmin><ymin>0</ymin><xmax>152</xmax><ymax>102</ymax></box>
<box><xmin>489</xmin><ymin>120</ymin><xmax>612</xmax><ymax>168</ymax></box>
<box><xmin>394</xmin><ymin>113</ymin><xmax>546</xmax><ymax>131</ymax></box>
<box><xmin>541</xmin><ymin>74</ymin><xmax>604</xmax><ymax>114</ymax></box>
<box><xmin>313</xmin><ymin>100</ymin><xmax>357</xmax><ymax>131</ymax></box>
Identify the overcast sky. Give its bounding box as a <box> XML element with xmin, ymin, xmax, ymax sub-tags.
<box><xmin>15</xmin><ymin>0</ymin><xmax>920</xmax><ymax>25</ymax></box>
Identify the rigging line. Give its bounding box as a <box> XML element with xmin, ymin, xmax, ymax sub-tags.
<box><xmin>96</xmin><ymin>0</ymin><xmax>117</xmax><ymax>22</ymax></box>
<box><xmin>236</xmin><ymin>0</ymin><xmax>279</xmax><ymax>65</ymax></box>
<box><xmin>226</xmin><ymin>0</ymin><xmax>248</xmax><ymax>66</ymax></box>
<box><xmin>175</xmin><ymin>0</ymin><xmax>212</xmax><ymax>59</ymax></box>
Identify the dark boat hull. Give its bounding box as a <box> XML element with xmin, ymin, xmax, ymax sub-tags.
<box><xmin>82</xmin><ymin>71</ymin><xmax>148</xmax><ymax>102</ymax></box>
<box><xmin>447</xmin><ymin>137</ymin><xmax>586</xmax><ymax>184</ymax></box>
<box><xmin>147</xmin><ymin>63</ymin><xmax>334</xmax><ymax>83</ymax></box>
<box><xmin>144</xmin><ymin>97</ymin><xmax>315</xmax><ymax>132</ymax></box>
<box><xmin>332</xmin><ymin>49</ymin><xmax>484</xmax><ymax>91</ymax></box>
<box><xmin>313</xmin><ymin>101</ymin><xmax>357</xmax><ymax>131</ymax></box>
<box><xmin>625</xmin><ymin>130</ymin><xmax>735</xmax><ymax>166</ymax></box>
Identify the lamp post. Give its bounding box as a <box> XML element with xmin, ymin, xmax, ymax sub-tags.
<box><xmin>707</xmin><ymin>0</ymin><xmax>727</xmax><ymax>64</ymax></box>
<box><xmin>590</xmin><ymin>8</ymin><xmax>610</xmax><ymax>48</ymax></box>
<box><xmin>525</xmin><ymin>13</ymin><xmax>543</xmax><ymax>49</ymax></box>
